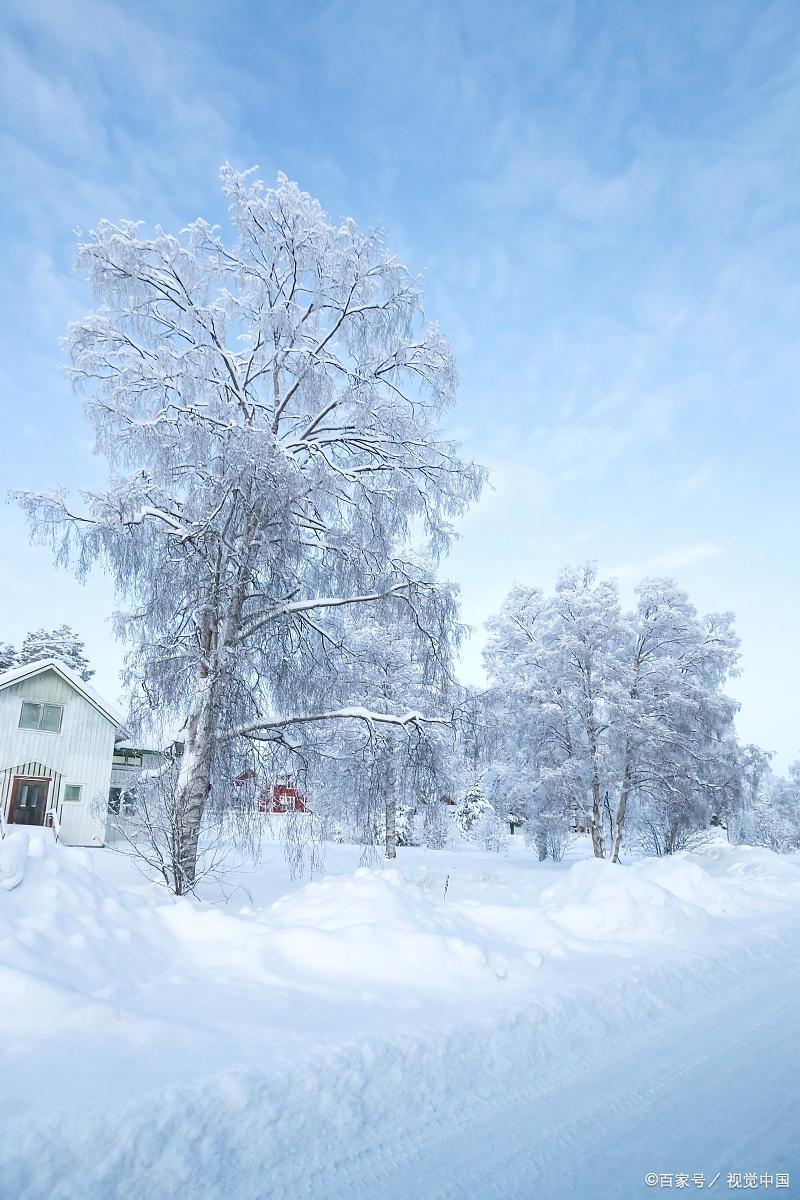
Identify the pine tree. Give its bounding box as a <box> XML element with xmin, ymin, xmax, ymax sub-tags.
<box><xmin>0</xmin><ymin>642</ymin><xmax>16</xmax><ymax>671</ymax></box>
<box><xmin>16</xmin><ymin>625</ymin><xmax>94</xmax><ymax>681</ymax></box>
<box><xmin>454</xmin><ymin>775</ymin><xmax>492</xmax><ymax>836</ymax></box>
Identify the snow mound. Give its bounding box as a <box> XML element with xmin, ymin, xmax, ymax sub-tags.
<box><xmin>0</xmin><ymin>831</ymin><xmax>186</xmax><ymax>1037</ymax></box>
<box><xmin>634</xmin><ymin>843</ymin><xmax>800</xmax><ymax>916</ymax></box>
<box><xmin>255</xmin><ymin>868</ymin><xmax>535</xmax><ymax>988</ymax></box>
<box><xmin>538</xmin><ymin>857</ymin><xmax>713</xmax><ymax>941</ymax></box>
<box><xmin>534</xmin><ymin>845</ymin><xmax>800</xmax><ymax>943</ymax></box>
<box><xmin>0</xmin><ymin>829</ymin><xmax>27</xmax><ymax>890</ymax></box>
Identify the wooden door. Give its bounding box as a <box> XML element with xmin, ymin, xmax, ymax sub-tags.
<box><xmin>7</xmin><ymin>777</ymin><xmax>50</xmax><ymax>826</ymax></box>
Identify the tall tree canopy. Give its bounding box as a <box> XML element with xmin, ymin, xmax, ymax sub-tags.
<box><xmin>484</xmin><ymin>565</ymin><xmax>741</xmax><ymax>859</ymax></box>
<box><xmin>18</xmin><ymin>166</ymin><xmax>483</xmax><ymax>889</ymax></box>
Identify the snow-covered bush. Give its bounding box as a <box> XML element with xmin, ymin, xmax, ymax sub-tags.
<box><xmin>395</xmin><ymin>802</ymin><xmax>419</xmax><ymax>847</ymax></box>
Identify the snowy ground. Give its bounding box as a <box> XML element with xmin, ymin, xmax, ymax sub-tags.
<box><xmin>1</xmin><ymin>825</ymin><xmax>799</xmax><ymax>1199</ymax></box>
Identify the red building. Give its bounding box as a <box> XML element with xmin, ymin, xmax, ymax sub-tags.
<box><xmin>258</xmin><ymin>781</ymin><xmax>308</xmax><ymax>814</ymax></box>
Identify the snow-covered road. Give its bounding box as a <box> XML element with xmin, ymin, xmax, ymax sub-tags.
<box><xmin>345</xmin><ymin>952</ymin><xmax>800</xmax><ymax>1200</ymax></box>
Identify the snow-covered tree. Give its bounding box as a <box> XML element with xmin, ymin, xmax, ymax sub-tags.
<box><xmin>319</xmin><ymin>600</ymin><xmax>461</xmax><ymax>858</ymax></box>
<box><xmin>484</xmin><ymin>565</ymin><xmax>741</xmax><ymax>860</ymax></box>
<box><xmin>420</xmin><ymin>795</ymin><xmax>452</xmax><ymax>849</ymax></box>
<box><xmin>484</xmin><ymin>567</ymin><xmax>624</xmax><ymax>857</ymax></box>
<box><xmin>613</xmin><ymin>577</ymin><xmax>740</xmax><ymax>859</ymax></box>
<box><xmin>454</xmin><ymin>775</ymin><xmax>492</xmax><ymax>836</ymax></box>
<box><xmin>739</xmin><ymin>757</ymin><xmax>800</xmax><ymax>853</ymax></box>
<box><xmin>16</xmin><ymin>625</ymin><xmax>94</xmax><ymax>680</ymax></box>
<box><xmin>473</xmin><ymin>805</ymin><xmax>508</xmax><ymax>854</ymax></box>
<box><xmin>394</xmin><ymin>800</ymin><xmax>418</xmax><ymax>847</ymax></box>
<box><xmin>17</xmin><ymin>166</ymin><xmax>483</xmax><ymax>891</ymax></box>
<box><xmin>0</xmin><ymin>642</ymin><xmax>15</xmax><ymax>672</ymax></box>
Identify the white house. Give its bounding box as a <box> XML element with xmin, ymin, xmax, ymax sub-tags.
<box><xmin>0</xmin><ymin>658</ymin><xmax>126</xmax><ymax>846</ymax></box>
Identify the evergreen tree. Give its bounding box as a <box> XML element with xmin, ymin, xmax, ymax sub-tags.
<box><xmin>454</xmin><ymin>775</ymin><xmax>492</xmax><ymax>836</ymax></box>
<box><xmin>16</xmin><ymin>625</ymin><xmax>94</xmax><ymax>681</ymax></box>
<box><xmin>0</xmin><ymin>642</ymin><xmax>16</xmax><ymax>671</ymax></box>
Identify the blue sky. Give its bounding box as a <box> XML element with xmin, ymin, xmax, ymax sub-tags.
<box><xmin>1</xmin><ymin>0</ymin><xmax>798</xmax><ymax>768</ymax></box>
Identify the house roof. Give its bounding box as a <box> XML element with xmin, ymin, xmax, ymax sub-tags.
<box><xmin>0</xmin><ymin>658</ymin><xmax>127</xmax><ymax>732</ymax></box>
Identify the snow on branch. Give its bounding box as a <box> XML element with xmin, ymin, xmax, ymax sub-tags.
<box><xmin>229</xmin><ymin>706</ymin><xmax>451</xmax><ymax>743</ymax></box>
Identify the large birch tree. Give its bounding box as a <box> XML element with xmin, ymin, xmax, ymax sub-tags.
<box><xmin>17</xmin><ymin>166</ymin><xmax>483</xmax><ymax>890</ymax></box>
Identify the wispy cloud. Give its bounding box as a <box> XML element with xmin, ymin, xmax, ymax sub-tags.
<box><xmin>609</xmin><ymin>543</ymin><xmax>724</xmax><ymax>580</ymax></box>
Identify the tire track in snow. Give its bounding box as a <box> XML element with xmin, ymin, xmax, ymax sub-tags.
<box><xmin>315</xmin><ymin>941</ymin><xmax>800</xmax><ymax>1200</ymax></box>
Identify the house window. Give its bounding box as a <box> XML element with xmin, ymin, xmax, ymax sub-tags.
<box><xmin>108</xmin><ymin>786</ymin><xmax>136</xmax><ymax>816</ymax></box>
<box><xmin>63</xmin><ymin>784</ymin><xmax>82</xmax><ymax>803</ymax></box>
<box><xmin>19</xmin><ymin>701</ymin><xmax>63</xmax><ymax>733</ymax></box>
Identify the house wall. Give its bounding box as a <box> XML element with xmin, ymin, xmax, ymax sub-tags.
<box><xmin>0</xmin><ymin>669</ymin><xmax>116</xmax><ymax>845</ymax></box>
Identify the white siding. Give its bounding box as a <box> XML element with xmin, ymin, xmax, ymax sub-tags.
<box><xmin>0</xmin><ymin>669</ymin><xmax>116</xmax><ymax>845</ymax></box>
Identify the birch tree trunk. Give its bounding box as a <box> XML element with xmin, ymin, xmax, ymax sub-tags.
<box><xmin>611</xmin><ymin>757</ymin><xmax>634</xmax><ymax>863</ymax></box>
<box><xmin>589</xmin><ymin>773</ymin><xmax>606</xmax><ymax>859</ymax></box>
<box><xmin>384</xmin><ymin>752</ymin><xmax>397</xmax><ymax>860</ymax></box>
<box><xmin>175</xmin><ymin>687</ymin><xmax>215</xmax><ymax>892</ymax></box>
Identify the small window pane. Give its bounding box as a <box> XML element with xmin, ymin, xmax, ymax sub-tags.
<box><xmin>19</xmin><ymin>701</ymin><xmax>42</xmax><ymax>730</ymax></box>
<box><xmin>64</xmin><ymin>784</ymin><xmax>81</xmax><ymax>803</ymax></box>
<box><xmin>40</xmin><ymin>705</ymin><xmax>63</xmax><ymax>733</ymax></box>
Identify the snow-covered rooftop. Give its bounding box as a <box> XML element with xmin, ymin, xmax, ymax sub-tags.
<box><xmin>0</xmin><ymin>658</ymin><xmax>126</xmax><ymax>731</ymax></box>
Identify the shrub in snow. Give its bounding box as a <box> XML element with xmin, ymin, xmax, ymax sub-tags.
<box><xmin>742</xmin><ymin>767</ymin><xmax>800</xmax><ymax>854</ymax></box>
<box><xmin>421</xmin><ymin>798</ymin><xmax>452</xmax><ymax>849</ymax></box>
<box><xmin>102</xmin><ymin>746</ymin><xmax>260</xmax><ymax>895</ymax></box>
<box><xmin>395</xmin><ymin>802</ymin><xmax>418</xmax><ymax>848</ymax></box>
<box><xmin>543</xmin><ymin>820</ymin><xmax>572</xmax><ymax>862</ymax></box>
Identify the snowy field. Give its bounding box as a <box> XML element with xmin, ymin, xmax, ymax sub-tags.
<box><xmin>2</xmin><ymin>826</ymin><xmax>800</xmax><ymax>1200</ymax></box>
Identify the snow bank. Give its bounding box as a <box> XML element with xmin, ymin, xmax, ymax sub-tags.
<box><xmin>0</xmin><ymin>831</ymin><xmax>178</xmax><ymax>1039</ymax></box>
<box><xmin>5</xmin><ymin>907</ymin><xmax>800</xmax><ymax>1200</ymax></box>
<box><xmin>253</xmin><ymin>867</ymin><xmax>540</xmax><ymax>988</ymax></box>
<box><xmin>537</xmin><ymin>856</ymin><xmax>713</xmax><ymax>940</ymax></box>
<box><xmin>634</xmin><ymin>843</ymin><xmax>800</xmax><ymax>916</ymax></box>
